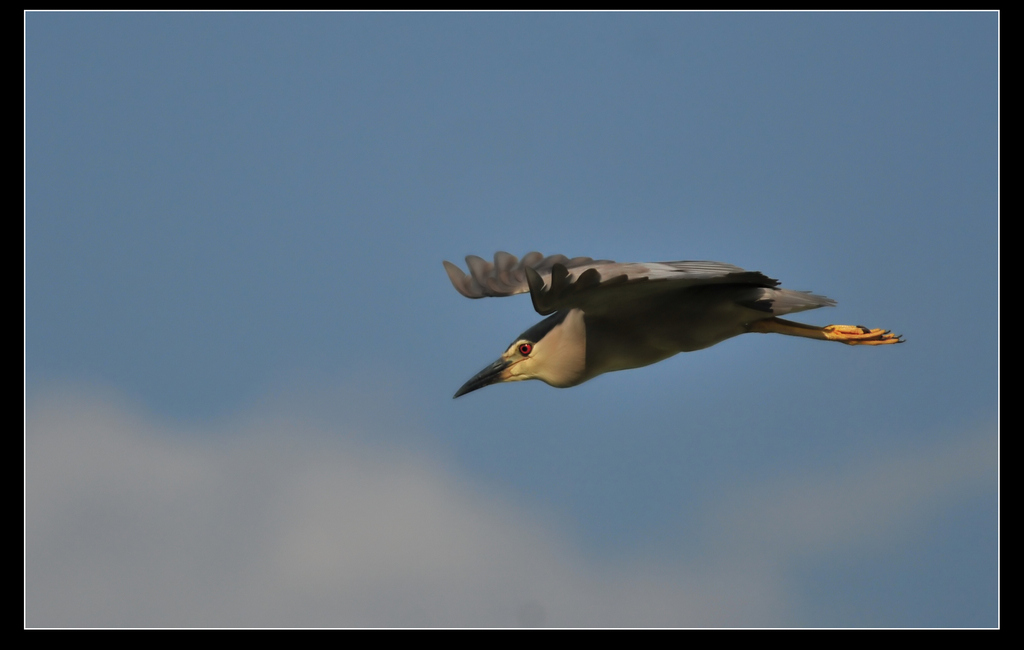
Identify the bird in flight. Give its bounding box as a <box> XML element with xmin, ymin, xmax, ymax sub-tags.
<box><xmin>444</xmin><ymin>252</ymin><xmax>902</xmax><ymax>398</ymax></box>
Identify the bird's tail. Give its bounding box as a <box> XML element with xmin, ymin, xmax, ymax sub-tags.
<box><xmin>760</xmin><ymin>288</ymin><xmax>836</xmax><ymax>316</ymax></box>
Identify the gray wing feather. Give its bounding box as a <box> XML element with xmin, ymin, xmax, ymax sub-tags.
<box><xmin>443</xmin><ymin>251</ymin><xmax>799</xmax><ymax>314</ymax></box>
<box><xmin>443</xmin><ymin>251</ymin><xmax>615</xmax><ymax>299</ymax></box>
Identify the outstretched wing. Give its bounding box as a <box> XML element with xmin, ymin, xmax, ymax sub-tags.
<box><xmin>443</xmin><ymin>252</ymin><xmax>614</xmax><ymax>299</ymax></box>
<box><xmin>443</xmin><ymin>251</ymin><xmax>787</xmax><ymax>315</ymax></box>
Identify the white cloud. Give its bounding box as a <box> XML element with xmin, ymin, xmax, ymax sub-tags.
<box><xmin>25</xmin><ymin>386</ymin><xmax>995</xmax><ymax>627</ymax></box>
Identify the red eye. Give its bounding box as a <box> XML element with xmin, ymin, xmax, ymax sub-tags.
<box><xmin>518</xmin><ymin>343</ymin><xmax>532</xmax><ymax>356</ymax></box>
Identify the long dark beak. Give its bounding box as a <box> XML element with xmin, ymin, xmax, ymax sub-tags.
<box><xmin>453</xmin><ymin>358</ymin><xmax>512</xmax><ymax>398</ymax></box>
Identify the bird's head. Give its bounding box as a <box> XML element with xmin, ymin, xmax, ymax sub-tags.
<box><xmin>453</xmin><ymin>308</ymin><xmax>587</xmax><ymax>398</ymax></box>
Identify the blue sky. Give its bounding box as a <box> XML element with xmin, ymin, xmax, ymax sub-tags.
<box><xmin>26</xmin><ymin>12</ymin><xmax>997</xmax><ymax>627</ymax></box>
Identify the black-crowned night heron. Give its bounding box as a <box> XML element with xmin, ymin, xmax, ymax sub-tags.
<box><xmin>444</xmin><ymin>252</ymin><xmax>903</xmax><ymax>398</ymax></box>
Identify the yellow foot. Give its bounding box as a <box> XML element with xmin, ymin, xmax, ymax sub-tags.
<box><xmin>823</xmin><ymin>324</ymin><xmax>904</xmax><ymax>345</ymax></box>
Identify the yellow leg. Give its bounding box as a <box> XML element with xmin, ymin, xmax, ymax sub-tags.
<box><xmin>747</xmin><ymin>317</ymin><xmax>903</xmax><ymax>345</ymax></box>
